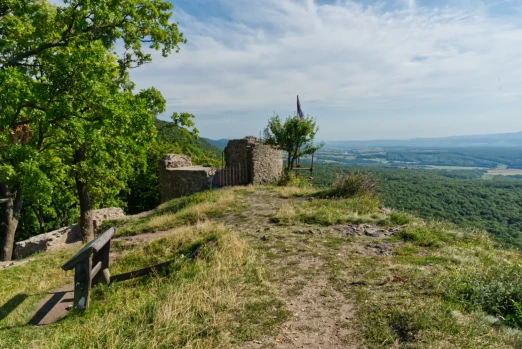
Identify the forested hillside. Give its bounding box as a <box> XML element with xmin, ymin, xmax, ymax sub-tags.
<box><xmin>312</xmin><ymin>164</ymin><xmax>522</xmax><ymax>248</ymax></box>
<box><xmin>202</xmin><ymin>137</ymin><xmax>229</xmax><ymax>150</ymax></box>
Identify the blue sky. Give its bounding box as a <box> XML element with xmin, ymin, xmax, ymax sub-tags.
<box><xmin>126</xmin><ymin>0</ymin><xmax>522</xmax><ymax>141</ymax></box>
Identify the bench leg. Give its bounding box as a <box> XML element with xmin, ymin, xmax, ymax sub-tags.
<box><xmin>92</xmin><ymin>242</ymin><xmax>111</xmax><ymax>286</ymax></box>
<box><xmin>73</xmin><ymin>258</ymin><xmax>92</xmax><ymax>310</ymax></box>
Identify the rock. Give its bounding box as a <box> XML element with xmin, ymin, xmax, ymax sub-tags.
<box><xmin>292</xmin><ymin>230</ymin><xmax>314</xmax><ymax>235</ymax></box>
<box><xmin>14</xmin><ymin>207</ymin><xmax>125</xmax><ymax>260</ymax></box>
<box><xmin>364</xmin><ymin>228</ymin><xmax>387</xmax><ymax>238</ymax></box>
<box><xmin>364</xmin><ymin>242</ymin><xmax>402</xmax><ymax>256</ymax></box>
<box><xmin>260</xmin><ymin>235</ymin><xmax>268</xmax><ymax>241</ymax></box>
<box><xmin>91</xmin><ymin>207</ymin><xmax>125</xmax><ymax>232</ymax></box>
<box><xmin>161</xmin><ymin>154</ymin><xmax>192</xmax><ymax>169</ymax></box>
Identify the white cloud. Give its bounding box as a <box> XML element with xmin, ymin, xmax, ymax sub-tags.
<box><xmin>129</xmin><ymin>0</ymin><xmax>522</xmax><ymax>140</ymax></box>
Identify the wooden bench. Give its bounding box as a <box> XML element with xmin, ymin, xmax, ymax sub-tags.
<box><xmin>62</xmin><ymin>227</ymin><xmax>114</xmax><ymax>310</ymax></box>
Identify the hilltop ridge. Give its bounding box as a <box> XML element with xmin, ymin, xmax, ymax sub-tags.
<box><xmin>0</xmin><ymin>186</ymin><xmax>521</xmax><ymax>348</ymax></box>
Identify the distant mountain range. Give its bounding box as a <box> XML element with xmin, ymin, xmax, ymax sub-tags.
<box><xmin>201</xmin><ymin>138</ymin><xmax>229</xmax><ymax>150</ymax></box>
<box><xmin>326</xmin><ymin>131</ymin><xmax>522</xmax><ymax>149</ymax></box>
<box><xmin>202</xmin><ymin>131</ymin><xmax>522</xmax><ymax>151</ymax></box>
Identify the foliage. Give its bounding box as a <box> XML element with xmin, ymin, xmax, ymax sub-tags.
<box><xmin>277</xmin><ymin>171</ymin><xmax>312</xmax><ymax>188</ymax></box>
<box><xmin>312</xmin><ymin>164</ymin><xmax>522</xmax><ymax>248</ymax></box>
<box><xmin>326</xmin><ymin>171</ymin><xmax>379</xmax><ymax>198</ymax></box>
<box><xmin>125</xmin><ymin>118</ymin><xmax>220</xmax><ymax>214</ymax></box>
<box><xmin>445</xmin><ymin>259</ymin><xmax>522</xmax><ymax>328</ymax></box>
<box><xmin>263</xmin><ymin>113</ymin><xmax>323</xmax><ymax>171</ymax></box>
<box><xmin>0</xmin><ymin>0</ymin><xmax>189</xmax><ymax>252</ymax></box>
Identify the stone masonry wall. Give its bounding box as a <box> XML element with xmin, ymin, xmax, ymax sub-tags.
<box><xmin>223</xmin><ymin>139</ymin><xmax>251</xmax><ymax>182</ymax></box>
<box><xmin>159</xmin><ymin>154</ymin><xmax>193</xmax><ymax>202</ymax></box>
<box><xmin>159</xmin><ymin>154</ymin><xmax>216</xmax><ymax>202</ymax></box>
<box><xmin>251</xmin><ymin>143</ymin><xmax>283</xmax><ymax>184</ymax></box>
<box><xmin>14</xmin><ymin>208</ymin><xmax>125</xmax><ymax>260</ymax></box>
<box><xmin>223</xmin><ymin>137</ymin><xmax>282</xmax><ymax>185</ymax></box>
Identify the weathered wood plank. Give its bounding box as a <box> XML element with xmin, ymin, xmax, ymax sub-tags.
<box><xmin>73</xmin><ymin>258</ymin><xmax>92</xmax><ymax>310</ymax></box>
<box><xmin>90</xmin><ymin>227</ymin><xmax>115</xmax><ymax>253</ymax></box>
<box><xmin>90</xmin><ymin>261</ymin><xmax>102</xmax><ymax>281</ymax></box>
<box><xmin>92</xmin><ymin>242</ymin><xmax>111</xmax><ymax>286</ymax></box>
<box><xmin>102</xmin><ymin>268</ymin><xmax>111</xmax><ymax>284</ymax></box>
<box><xmin>62</xmin><ymin>227</ymin><xmax>115</xmax><ymax>271</ymax></box>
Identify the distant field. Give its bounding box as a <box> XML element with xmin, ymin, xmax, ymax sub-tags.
<box><xmin>487</xmin><ymin>169</ymin><xmax>522</xmax><ymax>176</ymax></box>
<box><xmin>426</xmin><ymin>166</ymin><xmax>486</xmax><ymax>170</ymax></box>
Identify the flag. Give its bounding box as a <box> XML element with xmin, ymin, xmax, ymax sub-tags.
<box><xmin>297</xmin><ymin>95</ymin><xmax>304</xmax><ymax>119</ymax></box>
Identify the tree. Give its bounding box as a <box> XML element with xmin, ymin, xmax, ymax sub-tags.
<box><xmin>263</xmin><ymin>114</ymin><xmax>323</xmax><ymax>172</ymax></box>
<box><xmin>126</xmin><ymin>115</ymin><xmax>220</xmax><ymax>214</ymax></box>
<box><xmin>0</xmin><ymin>0</ymin><xmax>186</xmax><ymax>259</ymax></box>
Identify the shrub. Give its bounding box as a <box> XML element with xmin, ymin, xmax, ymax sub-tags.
<box><xmin>327</xmin><ymin>171</ymin><xmax>378</xmax><ymax>198</ymax></box>
<box><xmin>445</xmin><ymin>262</ymin><xmax>522</xmax><ymax>328</ymax></box>
<box><xmin>397</xmin><ymin>227</ymin><xmax>446</xmax><ymax>247</ymax></box>
<box><xmin>389</xmin><ymin>212</ymin><xmax>412</xmax><ymax>225</ymax></box>
<box><xmin>278</xmin><ymin>170</ymin><xmax>311</xmax><ymax>188</ymax></box>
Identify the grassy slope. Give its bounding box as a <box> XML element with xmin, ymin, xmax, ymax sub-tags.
<box><xmin>1</xmin><ymin>186</ymin><xmax>522</xmax><ymax>348</ymax></box>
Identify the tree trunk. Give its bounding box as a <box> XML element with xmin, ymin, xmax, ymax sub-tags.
<box><xmin>74</xmin><ymin>146</ymin><xmax>94</xmax><ymax>243</ymax></box>
<box><xmin>32</xmin><ymin>206</ymin><xmax>45</xmax><ymax>235</ymax></box>
<box><xmin>0</xmin><ymin>183</ymin><xmax>23</xmax><ymax>261</ymax></box>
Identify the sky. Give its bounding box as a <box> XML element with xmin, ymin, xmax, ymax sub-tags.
<box><xmin>103</xmin><ymin>1</ymin><xmax>522</xmax><ymax>140</ymax></box>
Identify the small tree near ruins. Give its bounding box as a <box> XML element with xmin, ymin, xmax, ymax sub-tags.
<box><xmin>263</xmin><ymin>114</ymin><xmax>323</xmax><ymax>172</ymax></box>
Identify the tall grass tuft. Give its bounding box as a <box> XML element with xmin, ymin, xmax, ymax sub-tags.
<box><xmin>0</xmin><ymin>222</ymin><xmax>286</xmax><ymax>348</ymax></box>
<box><xmin>326</xmin><ymin>171</ymin><xmax>379</xmax><ymax>198</ymax></box>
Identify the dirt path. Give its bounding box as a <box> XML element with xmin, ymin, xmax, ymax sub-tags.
<box><xmin>24</xmin><ymin>188</ymin><xmax>401</xmax><ymax>348</ymax></box>
<box><xmin>219</xmin><ymin>189</ymin><xmax>404</xmax><ymax>348</ymax></box>
<box><xmin>221</xmin><ymin>191</ymin><xmax>359</xmax><ymax>348</ymax></box>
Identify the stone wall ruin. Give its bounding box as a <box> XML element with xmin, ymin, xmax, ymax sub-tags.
<box><xmin>158</xmin><ymin>154</ymin><xmax>216</xmax><ymax>203</ymax></box>
<box><xmin>14</xmin><ymin>207</ymin><xmax>125</xmax><ymax>259</ymax></box>
<box><xmin>158</xmin><ymin>137</ymin><xmax>282</xmax><ymax>202</ymax></box>
<box><xmin>223</xmin><ymin>136</ymin><xmax>282</xmax><ymax>185</ymax></box>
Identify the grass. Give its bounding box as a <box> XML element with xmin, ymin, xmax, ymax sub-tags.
<box><xmin>110</xmin><ymin>189</ymin><xmax>241</xmax><ymax>237</ymax></box>
<box><xmin>352</xmin><ymin>221</ymin><xmax>522</xmax><ymax>348</ymax></box>
<box><xmin>0</xmin><ymin>248</ymin><xmax>76</xmax><ymax>329</ymax></box>
<box><xmin>3</xmin><ymin>184</ymin><xmax>522</xmax><ymax>348</ymax></box>
<box><xmin>272</xmin><ymin>195</ymin><xmax>414</xmax><ymax>228</ymax></box>
<box><xmin>0</xmin><ymin>222</ymin><xmax>286</xmax><ymax>348</ymax></box>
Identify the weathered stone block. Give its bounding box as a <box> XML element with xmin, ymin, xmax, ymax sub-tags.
<box><xmin>14</xmin><ymin>207</ymin><xmax>125</xmax><ymax>260</ymax></box>
<box><xmin>159</xmin><ymin>165</ymin><xmax>217</xmax><ymax>203</ymax></box>
<box><xmin>223</xmin><ymin>136</ymin><xmax>282</xmax><ymax>185</ymax></box>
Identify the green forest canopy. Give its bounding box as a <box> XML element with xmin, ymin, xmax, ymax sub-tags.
<box><xmin>312</xmin><ymin>163</ymin><xmax>522</xmax><ymax>249</ymax></box>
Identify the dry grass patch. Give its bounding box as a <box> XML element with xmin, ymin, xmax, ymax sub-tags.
<box><xmin>115</xmin><ymin>189</ymin><xmax>240</xmax><ymax>236</ymax></box>
<box><xmin>272</xmin><ymin>185</ymin><xmax>320</xmax><ymax>198</ymax></box>
<box><xmin>0</xmin><ymin>248</ymin><xmax>77</xmax><ymax>329</ymax></box>
<box><xmin>0</xmin><ymin>222</ymin><xmax>287</xmax><ymax>348</ymax></box>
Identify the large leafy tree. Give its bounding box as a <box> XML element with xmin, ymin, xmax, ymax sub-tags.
<box><xmin>263</xmin><ymin>114</ymin><xmax>323</xmax><ymax>172</ymax></box>
<box><xmin>0</xmin><ymin>0</ymin><xmax>186</xmax><ymax>260</ymax></box>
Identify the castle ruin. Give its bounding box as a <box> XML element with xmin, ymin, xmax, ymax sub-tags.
<box><xmin>158</xmin><ymin>137</ymin><xmax>282</xmax><ymax>202</ymax></box>
<box><xmin>224</xmin><ymin>136</ymin><xmax>283</xmax><ymax>185</ymax></box>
